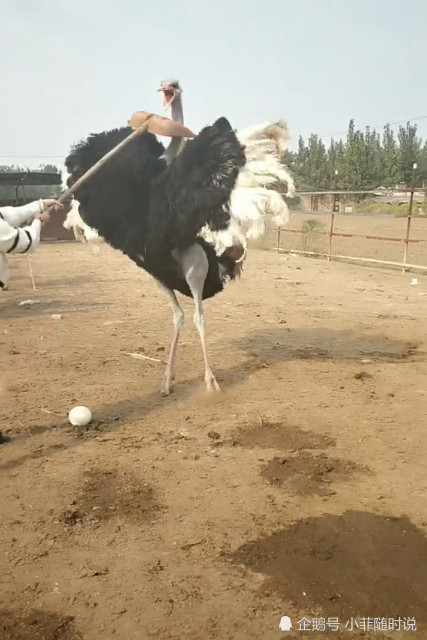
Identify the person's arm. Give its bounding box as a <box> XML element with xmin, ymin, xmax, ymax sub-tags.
<box><xmin>0</xmin><ymin>198</ymin><xmax>63</xmax><ymax>228</ymax></box>
<box><xmin>0</xmin><ymin>200</ymin><xmax>43</xmax><ymax>227</ymax></box>
<box><xmin>0</xmin><ymin>217</ymin><xmax>42</xmax><ymax>255</ymax></box>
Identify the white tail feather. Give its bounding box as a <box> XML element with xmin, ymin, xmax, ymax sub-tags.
<box><xmin>61</xmin><ymin>167</ymin><xmax>101</xmax><ymax>249</ymax></box>
<box><xmin>230</xmin><ymin>187</ymin><xmax>290</xmax><ymax>233</ymax></box>
<box><xmin>63</xmin><ymin>198</ymin><xmax>101</xmax><ymax>253</ymax></box>
<box><xmin>199</xmin><ymin>120</ymin><xmax>294</xmax><ymax>258</ymax></box>
<box><xmin>199</xmin><ymin>221</ymin><xmax>248</xmax><ymax>257</ymax></box>
<box><xmin>237</xmin><ymin>120</ymin><xmax>291</xmax><ymax>157</ymax></box>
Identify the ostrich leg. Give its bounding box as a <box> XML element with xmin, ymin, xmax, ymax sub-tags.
<box><xmin>155</xmin><ymin>280</ymin><xmax>184</xmax><ymax>396</ymax></box>
<box><xmin>179</xmin><ymin>245</ymin><xmax>221</xmax><ymax>393</ymax></box>
<box><xmin>191</xmin><ymin>297</ymin><xmax>221</xmax><ymax>392</ymax></box>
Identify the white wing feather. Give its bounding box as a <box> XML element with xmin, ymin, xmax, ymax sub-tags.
<box><xmin>199</xmin><ymin>119</ymin><xmax>295</xmax><ymax>256</ymax></box>
<box><xmin>63</xmin><ymin>199</ymin><xmax>101</xmax><ymax>254</ymax></box>
<box><xmin>61</xmin><ymin>168</ymin><xmax>101</xmax><ymax>253</ymax></box>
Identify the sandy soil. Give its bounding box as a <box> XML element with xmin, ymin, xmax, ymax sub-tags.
<box><xmin>1</xmin><ymin>224</ymin><xmax>427</xmax><ymax>639</ymax></box>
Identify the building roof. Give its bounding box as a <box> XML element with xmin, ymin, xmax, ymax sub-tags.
<box><xmin>0</xmin><ymin>171</ymin><xmax>63</xmax><ymax>204</ymax></box>
<box><xmin>0</xmin><ymin>171</ymin><xmax>61</xmax><ymax>186</ymax></box>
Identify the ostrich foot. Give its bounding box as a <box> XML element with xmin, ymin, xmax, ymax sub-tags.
<box><xmin>160</xmin><ymin>384</ymin><xmax>173</xmax><ymax>397</ymax></box>
<box><xmin>160</xmin><ymin>373</ymin><xmax>175</xmax><ymax>397</ymax></box>
<box><xmin>206</xmin><ymin>373</ymin><xmax>221</xmax><ymax>393</ymax></box>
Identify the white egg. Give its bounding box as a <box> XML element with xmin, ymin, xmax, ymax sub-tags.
<box><xmin>68</xmin><ymin>405</ymin><xmax>93</xmax><ymax>427</ymax></box>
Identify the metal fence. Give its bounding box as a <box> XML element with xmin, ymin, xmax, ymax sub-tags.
<box><xmin>276</xmin><ymin>211</ymin><xmax>427</xmax><ymax>273</ymax></box>
<box><xmin>277</xmin><ymin>173</ymin><xmax>427</xmax><ymax>273</ymax></box>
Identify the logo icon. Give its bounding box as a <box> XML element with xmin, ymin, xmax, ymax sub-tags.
<box><xmin>279</xmin><ymin>616</ymin><xmax>293</xmax><ymax>631</ymax></box>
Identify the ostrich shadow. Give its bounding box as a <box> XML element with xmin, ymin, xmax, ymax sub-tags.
<box><xmin>209</xmin><ymin>325</ymin><xmax>422</xmax><ymax>389</ymax></box>
<box><xmin>235</xmin><ymin>325</ymin><xmax>422</xmax><ymax>365</ymax></box>
<box><xmin>0</xmin><ymin>326</ymin><xmax>422</xmax><ymax>472</ymax></box>
<box><xmin>77</xmin><ymin>325</ymin><xmax>422</xmax><ymax>423</ymax></box>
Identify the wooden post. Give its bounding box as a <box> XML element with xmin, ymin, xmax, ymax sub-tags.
<box><xmin>402</xmin><ymin>163</ymin><xmax>417</xmax><ymax>273</ymax></box>
<box><xmin>333</xmin><ymin>170</ymin><xmax>340</xmax><ymax>212</ymax></box>
<box><xmin>27</xmin><ymin>257</ymin><xmax>36</xmax><ymax>290</ymax></box>
<box><xmin>277</xmin><ymin>226</ymin><xmax>281</xmax><ymax>249</ymax></box>
<box><xmin>327</xmin><ymin>213</ymin><xmax>335</xmax><ymax>261</ymax></box>
<box><xmin>402</xmin><ymin>215</ymin><xmax>412</xmax><ymax>272</ymax></box>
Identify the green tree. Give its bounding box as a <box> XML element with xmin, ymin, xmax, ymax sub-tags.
<box><xmin>294</xmin><ymin>135</ymin><xmax>310</xmax><ymax>188</ymax></box>
<box><xmin>305</xmin><ymin>134</ymin><xmax>328</xmax><ymax>189</ymax></box>
<box><xmin>282</xmin><ymin>118</ymin><xmax>426</xmax><ymax>192</ymax></box>
<box><xmin>343</xmin><ymin>119</ymin><xmax>366</xmax><ymax>189</ymax></box>
<box><xmin>37</xmin><ymin>163</ymin><xmax>60</xmax><ymax>173</ymax></box>
<box><xmin>0</xmin><ymin>164</ymin><xmax>28</xmax><ymax>172</ymax></box>
<box><xmin>397</xmin><ymin>122</ymin><xmax>422</xmax><ymax>186</ymax></box>
<box><xmin>381</xmin><ymin>124</ymin><xmax>399</xmax><ymax>187</ymax></box>
<box><xmin>327</xmin><ymin>138</ymin><xmax>346</xmax><ymax>187</ymax></box>
<box><xmin>419</xmin><ymin>141</ymin><xmax>427</xmax><ymax>187</ymax></box>
<box><xmin>362</xmin><ymin>127</ymin><xmax>381</xmax><ymax>189</ymax></box>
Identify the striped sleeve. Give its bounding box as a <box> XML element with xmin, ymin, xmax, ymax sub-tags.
<box><xmin>0</xmin><ymin>201</ymin><xmax>41</xmax><ymax>227</ymax></box>
<box><xmin>0</xmin><ymin>218</ymin><xmax>41</xmax><ymax>254</ymax></box>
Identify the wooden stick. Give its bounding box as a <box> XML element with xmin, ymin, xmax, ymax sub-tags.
<box><xmin>125</xmin><ymin>352</ymin><xmax>163</xmax><ymax>363</ymax></box>
<box><xmin>46</xmin><ymin>116</ymin><xmax>154</xmax><ymax>211</ymax></box>
<box><xmin>27</xmin><ymin>257</ymin><xmax>36</xmax><ymax>290</ymax></box>
<box><xmin>275</xmin><ymin>248</ymin><xmax>427</xmax><ymax>272</ymax></box>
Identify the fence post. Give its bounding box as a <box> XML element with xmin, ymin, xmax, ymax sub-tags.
<box><xmin>402</xmin><ymin>163</ymin><xmax>417</xmax><ymax>273</ymax></box>
<box><xmin>327</xmin><ymin>213</ymin><xmax>335</xmax><ymax>261</ymax></box>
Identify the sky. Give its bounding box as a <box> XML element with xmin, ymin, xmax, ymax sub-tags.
<box><xmin>0</xmin><ymin>0</ymin><xmax>426</xmax><ymax>170</ymax></box>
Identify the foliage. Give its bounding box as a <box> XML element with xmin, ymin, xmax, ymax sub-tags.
<box><xmin>0</xmin><ymin>163</ymin><xmax>60</xmax><ymax>173</ymax></box>
<box><xmin>354</xmin><ymin>198</ymin><xmax>427</xmax><ymax>216</ymax></box>
<box><xmin>299</xmin><ymin>218</ymin><xmax>325</xmax><ymax>252</ymax></box>
<box><xmin>287</xmin><ymin>120</ymin><xmax>427</xmax><ymax>191</ymax></box>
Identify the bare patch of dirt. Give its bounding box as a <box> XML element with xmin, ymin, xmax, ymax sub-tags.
<box><xmin>1</xmin><ymin>242</ymin><xmax>426</xmax><ymax>639</ymax></box>
<box><xmin>260</xmin><ymin>451</ymin><xmax>369</xmax><ymax>495</ymax></box>
<box><xmin>228</xmin><ymin>511</ymin><xmax>427</xmax><ymax>621</ymax></box>
<box><xmin>59</xmin><ymin>468</ymin><xmax>163</xmax><ymax>527</ymax></box>
<box><xmin>0</xmin><ymin>609</ymin><xmax>82</xmax><ymax>640</ymax></box>
<box><xmin>232</xmin><ymin>419</ymin><xmax>335</xmax><ymax>450</ymax></box>
<box><xmin>240</xmin><ymin>329</ymin><xmax>423</xmax><ymax>364</ymax></box>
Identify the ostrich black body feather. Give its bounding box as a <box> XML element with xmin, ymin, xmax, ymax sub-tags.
<box><xmin>65</xmin><ymin>118</ymin><xmax>246</xmax><ymax>299</ymax></box>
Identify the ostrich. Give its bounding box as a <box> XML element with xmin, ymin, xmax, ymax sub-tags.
<box><xmin>65</xmin><ymin>115</ymin><xmax>248</xmax><ymax>395</ymax></box>
<box><xmin>158</xmin><ymin>79</ymin><xmax>295</xmax><ymax>258</ymax></box>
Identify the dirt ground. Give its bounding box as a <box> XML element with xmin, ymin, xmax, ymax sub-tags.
<box><xmin>1</xmin><ymin>220</ymin><xmax>427</xmax><ymax>639</ymax></box>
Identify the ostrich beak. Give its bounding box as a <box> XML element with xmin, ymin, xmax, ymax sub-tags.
<box><xmin>128</xmin><ymin>111</ymin><xmax>195</xmax><ymax>138</ymax></box>
<box><xmin>157</xmin><ymin>87</ymin><xmax>175</xmax><ymax>111</ymax></box>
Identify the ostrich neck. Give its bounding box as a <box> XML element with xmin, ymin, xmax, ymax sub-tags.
<box><xmin>161</xmin><ymin>95</ymin><xmax>185</xmax><ymax>163</ymax></box>
<box><xmin>171</xmin><ymin>95</ymin><xmax>184</xmax><ymax>124</ymax></box>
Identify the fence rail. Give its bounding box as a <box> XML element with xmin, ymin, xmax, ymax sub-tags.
<box><xmin>276</xmin><ymin>212</ymin><xmax>427</xmax><ymax>273</ymax></box>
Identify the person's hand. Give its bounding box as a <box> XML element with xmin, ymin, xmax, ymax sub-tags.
<box><xmin>44</xmin><ymin>199</ymin><xmax>63</xmax><ymax>210</ymax></box>
<box><xmin>34</xmin><ymin>212</ymin><xmax>50</xmax><ymax>225</ymax></box>
<box><xmin>42</xmin><ymin>199</ymin><xmax>63</xmax><ymax>212</ymax></box>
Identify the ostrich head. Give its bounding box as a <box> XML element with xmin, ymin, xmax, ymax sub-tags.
<box><xmin>158</xmin><ymin>79</ymin><xmax>182</xmax><ymax>111</ymax></box>
<box><xmin>157</xmin><ymin>78</ymin><xmax>186</xmax><ymax>162</ymax></box>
